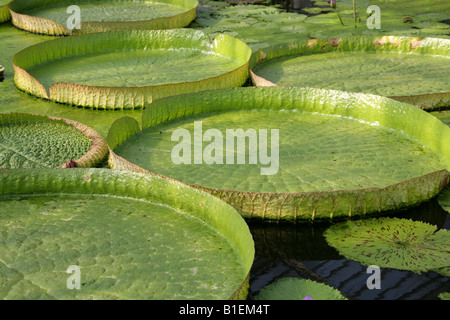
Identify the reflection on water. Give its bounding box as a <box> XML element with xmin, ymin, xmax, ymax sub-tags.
<box><xmin>248</xmin><ymin>198</ymin><xmax>450</xmax><ymax>300</ymax></box>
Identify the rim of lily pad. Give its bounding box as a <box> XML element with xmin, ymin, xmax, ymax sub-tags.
<box><xmin>323</xmin><ymin>217</ymin><xmax>450</xmax><ymax>273</ymax></box>
<box><xmin>0</xmin><ymin>112</ymin><xmax>108</xmax><ymax>168</ymax></box>
<box><xmin>107</xmin><ymin>86</ymin><xmax>450</xmax><ymax>223</ymax></box>
<box><xmin>0</xmin><ymin>168</ymin><xmax>254</xmax><ymax>299</ymax></box>
<box><xmin>0</xmin><ymin>1</ymin><xmax>10</xmax><ymax>23</ymax></box>
<box><xmin>249</xmin><ymin>35</ymin><xmax>450</xmax><ymax>111</ymax></box>
<box><xmin>8</xmin><ymin>0</ymin><xmax>198</xmax><ymax>36</ymax></box>
<box><xmin>254</xmin><ymin>277</ymin><xmax>347</xmax><ymax>300</ymax></box>
<box><xmin>12</xmin><ymin>29</ymin><xmax>251</xmax><ymax>110</ymax></box>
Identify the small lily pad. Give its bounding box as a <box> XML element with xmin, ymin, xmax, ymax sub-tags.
<box><xmin>254</xmin><ymin>277</ymin><xmax>347</xmax><ymax>300</ymax></box>
<box><xmin>324</xmin><ymin>218</ymin><xmax>450</xmax><ymax>273</ymax></box>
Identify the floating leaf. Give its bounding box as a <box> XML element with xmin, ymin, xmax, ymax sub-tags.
<box><xmin>0</xmin><ymin>168</ymin><xmax>254</xmax><ymax>299</ymax></box>
<box><xmin>9</xmin><ymin>0</ymin><xmax>198</xmax><ymax>35</ymax></box>
<box><xmin>254</xmin><ymin>277</ymin><xmax>347</xmax><ymax>300</ymax></box>
<box><xmin>13</xmin><ymin>29</ymin><xmax>251</xmax><ymax>110</ymax></box>
<box><xmin>0</xmin><ymin>113</ymin><xmax>108</xmax><ymax>169</ymax></box>
<box><xmin>250</xmin><ymin>36</ymin><xmax>450</xmax><ymax>111</ymax></box>
<box><xmin>108</xmin><ymin>87</ymin><xmax>450</xmax><ymax>222</ymax></box>
<box><xmin>324</xmin><ymin>218</ymin><xmax>450</xmax><ymax>273</ymax></box>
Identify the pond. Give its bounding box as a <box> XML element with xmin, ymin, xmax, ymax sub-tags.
<box><xmin>248</xmin><ymin>198</ymin><xmax>450</xmax><ymax>300</ymax></box>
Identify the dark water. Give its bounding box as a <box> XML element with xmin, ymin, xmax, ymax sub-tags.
<box><xmin>247</xmin><ymin>198</ymin><xmax>450</xmax><ymax>300</ymax></box>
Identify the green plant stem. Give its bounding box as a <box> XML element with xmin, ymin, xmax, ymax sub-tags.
<box><xmin>353</xmin><ymin>0</ymin><xmax>357</xmax><ymax>28</ymax></box>
<box><xmin>333</xmin><ymin>8</ymin><xmax>344</xmax><ymax>26</ymax></box>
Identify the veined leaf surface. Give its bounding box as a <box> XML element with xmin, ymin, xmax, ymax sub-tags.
<box><xmin>9</xmin><ymin>0</ymin><xmax>198</xmax><ymax>35</ymax></box>
<box><xmin>250</xmin><ymin>36</ymin><xmax>450</xmax><ymax>110</ymax></box>
<box><xmin>0</xmin><ymin>168</ymin><xmax>254</xmax><ymax>299</ymax></box>
<box><xmin>0</xmin><ymin>113</ymin><xmax>107</xmax><ymax>169</ymax></box>
<box><xmin>324</xmin><ymin>218</ymin><xmax>450</xmax><ymax>273</ymax></box>
<box><xmin>13</xmin><ymin>29</ymin><xmax>251</xmax><ymax>110</ymax></box>
<box><xmin>108</xmin><ymin>87</ymin><xmax>450</xmax><ymax>222</ymax></box>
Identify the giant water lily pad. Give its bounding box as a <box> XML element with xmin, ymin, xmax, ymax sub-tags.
<box><xmin>107</xmin><ymin>87</ymin><xmax>450</xmax><ymax>222</ymax></box>
<box><xmin>323</xmin><ymin>218</ymin><xmax>450</xmax><ymax>273</ymax></box>
<box><xmin>0</xmin><ymin>113</ymin><xmax>107</xmax><ymax>168</ymax></box>
<box><xmin>0</xmin><ymin>0</ymin><xmax>11</xmax><ymax>23</ymax></box>
<box><xmin>250</xmin><ymin>36</ymin><xmax>450</xmax><ymax>110</ymax></box>
<box><xmin>0</xmin><ymin>168</ymin><xmax>254</xmax><ymax>299</ymax></box>
<box><xmin>254</xmin><ymin>277</ymin><xmax>347</xmax><ymax>300</ymax></box>
<box><xmin>12</xmin><ymin>29</ymin><xmax>251</xmax><ymax>110</ymax></box>
<box><xmin>9</xmin><ymin>0</ymin><xmax>198</xmax><ymax>35</ymax></box>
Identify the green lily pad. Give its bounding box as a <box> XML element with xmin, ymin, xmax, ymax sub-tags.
<box><xmin>0</xmin><ymin>168</ymin><xmax>254</xmax><ymax>299</ymax></box>
<box><xmin>12</xmin><ymin>29</ymin><xmax>251</xmax><ymax>110</ymax></box>
<box><xmin>0</xmin><ymin>113</ymin><xmax>108</xmax><ymax>169</ymax></box>
<box><xmin>0</xmin><ymin>0</ymin><xmax>11</xmax><ymax>23</ymax></box>
<box><xmin>193</xmin><ymin>3</ymin><xmax>311</xmax><ymax>50</ymax></box>
<box><xmin>438</xmin><ymin>187</ymin><xmax>450</xmax><ymax>213</ymax></box>
<box><xmin>324</xmin><ymin>218</ymin><xmax>450</xmax><ymax>273</ymax></box>
<box><xmin>254</xmin><ymin>277</ymin><xmax>347</xmax><ymax>300</ymax></box>
<box><xmin>107</xmin><ymin>87</ymin><xmax>450</xmax><ymax>222</ymax></box>
<box><xmin>9</xmin><ymin>0</ymin><xmax>198</xmax><ymax>35</ymax></box>
<box><xmin>0</xmin><ymin>23</ymin><xmax>141</xmax><ymax>138</ymax></box>
<box><xmin>250</xmin><ymin>36</ymin><xmax>450</xmax><ymax>110</ymax></box>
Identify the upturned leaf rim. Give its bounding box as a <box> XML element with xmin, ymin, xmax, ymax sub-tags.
<box><xmin>106</xmin><ymin>86</ymin><xmax>450</xmax><ymax>223</ymax></box>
